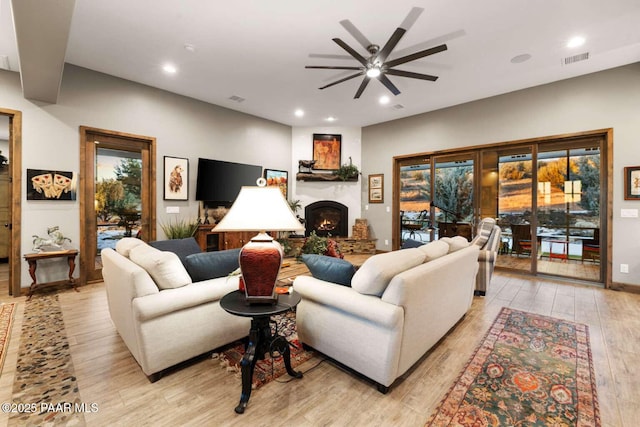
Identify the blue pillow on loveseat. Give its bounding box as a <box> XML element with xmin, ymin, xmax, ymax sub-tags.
<box><xmin>184</xmin><ymin>249</ymin><xmax>241</xmax><ymax>282</ymax></box>
<box><xmin>301</xmin><ymin>254</ymin><xmax>356</xmax><ymax>286</ymax></box>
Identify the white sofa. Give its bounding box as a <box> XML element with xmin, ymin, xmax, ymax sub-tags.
<box><xmin>101</xmin><ymin>238</ymin><xmax>250</xmax><ymax>381</ymax></box>
<box><xmin>293</xmin><ymin>239</ymin><xmax>479</xmax><ymax>392</ymax></box>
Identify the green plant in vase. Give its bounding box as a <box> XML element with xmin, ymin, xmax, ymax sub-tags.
<box><xmin>334</xmin><ymin>157</ymin><xmax>360</xmax><ymax>181</ymax></box>
<box><xmin>160</xmin><ymin>217</ymin><xmax>200</xmax><ymax>239</ymax></box>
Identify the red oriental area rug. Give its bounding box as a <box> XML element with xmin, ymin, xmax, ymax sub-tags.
<box><xmin>427</xmin><ymin>307</ymin><xmax>600</xmax><ymax>427</ymax></box>
<box><xmin>214</xmin><ymin>310</ymin><xmax>314</xmax><ymax>389</ymax></box>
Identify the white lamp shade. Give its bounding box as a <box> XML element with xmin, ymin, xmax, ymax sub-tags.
<box><xmin>213</xmin><ymin>186</ymin><xmax>304</xmax><ymax>233</ymax></box>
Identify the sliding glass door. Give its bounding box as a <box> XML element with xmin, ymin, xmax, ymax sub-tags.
<box><xmin>394</xmin><ymin>129</ymin><xmax>608</xmax><ymax>285</ymax></box>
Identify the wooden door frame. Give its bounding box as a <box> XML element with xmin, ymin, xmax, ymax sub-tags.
<box><xmin>79</xmin><ymin>126</ymin><xmax>156</xmax><ymax>284</ymax></box>
<box><xmin>0</xmin><ymin>108</ymin><xmax>22</xmax><ymax>297</ymax></box>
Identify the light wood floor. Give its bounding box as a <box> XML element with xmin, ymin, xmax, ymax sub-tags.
<box><xmin>1</xmin><ymin>271</ymin><xmax>639</xmax><ymax>426</ymax></box>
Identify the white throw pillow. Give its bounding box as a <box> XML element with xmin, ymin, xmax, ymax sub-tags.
<box><xmin>115</xmin><ymin>237</ymin><xmax>146</xmax><ymax>257</ymax></box>
<box><xmin>441</xmin><ymin>236</ymin><xmax>470</xmax><ymax>253</ymax></box>
<box><xmin>417</xmin><ymin>240</ymin><xmax>450</xmax><ymax>262</ymax></box>
<box><xmin>351</xmin><ymin>248</ymin><xmax>425</xmax><ymax>296</ymax></box>
<box><xmin>129</xmin><ymin>244</ymin><xmax>192</xmax><ymax>290</ymax></box>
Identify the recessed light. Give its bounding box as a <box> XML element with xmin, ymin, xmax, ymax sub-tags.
<box><xmin>567</xmin><ymin>36</ymin><xmax>585</xmax><ymax>48</ymax></box>
<box><xmin>510</xmin><ymin>54</ymin><xmax>532</xmax><ymax>64</ymax></box>
<box><xmin>379</xmin><ymin>95</ymin><xmax>390</xmax><ymax>105</ymax></box>
<box><xmin>326</xmin><ymin>116</ymin><xmax>336</xmax><ymax>122</ymax></box>
<box><xmin>294</xmin><ymin>109</ymin><xmax>304</xmax><ymax>117</ymax></box>
<box><xmin>162</xmin><ymin>63</ymin><xmax>177</xmax><ymax>74</ymax></box>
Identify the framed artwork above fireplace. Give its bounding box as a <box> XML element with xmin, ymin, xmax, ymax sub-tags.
<box><xmin>312</xmin><ymin>134</ymin><xmax>341</xmax><ymax>170</ymax></box>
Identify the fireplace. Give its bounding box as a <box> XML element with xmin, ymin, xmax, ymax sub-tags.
<box><xmin>305</xmin><ymin>201</ymin><xmax>348</xmax><ymax>237</ymax></box>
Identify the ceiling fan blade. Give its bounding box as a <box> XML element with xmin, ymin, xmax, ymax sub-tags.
<box><xmin>377</xmin><ymin>28</ymin><xmax>406</xmax><ymax>64</ymax></box>
<box><xmin>386</xmin><ymin>69</ymin><xmax>438</xmax><ymax>81</ymax></box>
<box><xmin>378</xmin><ymin>74</ymin><xmax>401</xmax><ymax>96</ymax></box>
<box><xmin>354</xmin><ymin>77</ymin><xmax>371</xmax><ymax>99</ymax></box>
<box><xmin>399</xmin><ymin>7</ymin><xmax>424</xmax><ymax>31</ymax></box>
<box><xmin>318</xmin><ymin>72</ymin><xmax>364</xmax><ymax>90</ymax></box>
<box><xmin>385</xmin><ymin>44</ymin><xmax>448</xmax><ymax>68</ymax></box>
<box><xmin>333</xmin><ymin>38</ymin><xmax>368</xmax><ymax>66</ymax></box>
<box><xmin>339</xmin><ymin>19</ymin><xmax>372</xmax><ymax>51</ymax></box>
<box><xmin>309</xmin><ymin>53</ymin><xmax>355</xmax><ymax>60</ymax></box>
<box><xmin>306</xmin><ymin>65</ymin><xmax>363</xmax><ymax>71</ymax></box>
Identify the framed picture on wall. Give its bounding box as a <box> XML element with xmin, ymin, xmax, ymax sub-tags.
<box><xmin>624</xmin><ymin>166</ymin><xmax>640</xmax><ymax>200</ymax></box>
<box><xmin>312</xmin><ymin>133</ymin><xmax>341</xmax><ymax>170</ymax></box>
<box><xmin>164</xmin><ymin>156</ymin><xmax>189</xmax><ymax>200</ymax></box>
<box><xmin>368</xmin><ymin>173</ymin><xmax>384</xmax><ymax>203</ymax></box>
<box><xmin>26</xmin><ymin>169</ymin><xmax>76</xmax><ymax>200</ymax></box>
<box><xmin>264</xmin><ymin>169</ymin><xmax>288</xmax><ymax>199</ymax></box>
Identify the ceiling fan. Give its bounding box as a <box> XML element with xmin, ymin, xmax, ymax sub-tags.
<box><xmin>306</xmin><ymin>7</ymin><xmax>447</xmax><ymax>99</ymax></box>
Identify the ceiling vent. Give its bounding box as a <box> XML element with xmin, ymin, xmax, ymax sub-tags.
<box><xmin>392</xmin><ymin>104</ymin><xmax>405</xmax><ymax>110</ymax></box>
<box><xmin>562</xmin><ymin>52</ymin><xmax>589</xmax><ymax>66</ymax></box>
<box><xmin>228</xmin><ymin>95</ymin><xmax>245</xmax><ymax>103</ymax></box>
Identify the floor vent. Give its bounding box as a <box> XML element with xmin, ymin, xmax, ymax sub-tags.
<box><xmin>228</xmin><ymin>95</ymin><xmax>245</xmax><ymax>103</ymax></box>
<box><xmin>562</xmin><ymin>52</ymin><xmax>589</xmax><ymax>66</ymax></box>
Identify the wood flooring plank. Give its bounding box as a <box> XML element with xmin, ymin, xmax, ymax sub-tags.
<box><xmin>4</xmin><ymin>271</ymin><xmax>640</xmax><ymax>426</ymax></box>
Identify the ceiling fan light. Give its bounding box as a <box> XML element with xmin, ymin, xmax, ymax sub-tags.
<box><xmin>366</xmin><ymin>67</ymin><xmax>381</xmax><ymax>78</ymax></box>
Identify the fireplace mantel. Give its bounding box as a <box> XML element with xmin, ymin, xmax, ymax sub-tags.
<box><xmin>296</xmin><ymin>172</ymin><xmax>358</xmax><ymax>182</ymax></box>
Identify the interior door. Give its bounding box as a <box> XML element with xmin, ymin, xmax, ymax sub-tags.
<box><xmin>80</xmin><ymin>127</ymin><xmax>156</xmax><ymax>283</ymax></box>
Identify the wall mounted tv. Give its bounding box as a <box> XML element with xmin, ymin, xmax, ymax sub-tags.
<box><xmin>195</xmin><ymin>158</ymin><xmax>262</xmax><ymax>207</ymax></box>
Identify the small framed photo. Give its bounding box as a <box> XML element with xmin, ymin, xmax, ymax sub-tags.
<box><xmin>368</xmin><ymin>173</ymin><xmax>384</xmax><ymax>203</ymax></box>
<box><xmin>624</xmin><ymin>166</ymin><xmax>640</xmax><ymax>200</ymax></box>
<box><xmin>164</xmin><ymin>156</ymin><xmax>189</xmax><ymax>200</ymax></box>
<box><xmin>264</xmin><ymin>169</ymin><xmax>288</xmax><ymax>199</ymax></box>
<box><xmin>312</xmin><ymin>133</ymin><xmax>341</xmax><ymax>170</ymax></box>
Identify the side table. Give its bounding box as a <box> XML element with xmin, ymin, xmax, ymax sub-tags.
<box><xmin>220</xmin><ymin>290</ymin><xmax>303</xmax><ymax>414</ymax></box>
<box><xmin>23</xmin><ymin>249</ymin><xmax>79</xmax><ymax>300</ymax></box>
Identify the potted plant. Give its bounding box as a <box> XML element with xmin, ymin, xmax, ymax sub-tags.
<box><xmin>334</xmin><ymin>157</ymin><xmax>360</xmax><ymax>181</ymax></box>
<box><xmin>160</xmin><ymin>217</ymin><xmax>200</xmax><ymax>239</ymax></box>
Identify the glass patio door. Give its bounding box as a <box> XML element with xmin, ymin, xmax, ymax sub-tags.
<box><xmin>433</xmin><ymin>153</ymin><xmax>476</xmax><ymax>241</ymax></box>
<box><xmin>536</xmin><ymin>143</ymin><xmax>602</xmax><ymax>281</ymax></box>
<box><xmin>495</xmin><ymin>147</ymin><xmax>535</xmax><ymax>273</ymax></box>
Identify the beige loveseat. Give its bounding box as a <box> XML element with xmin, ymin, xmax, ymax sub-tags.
<box><xmin>101</xmin><ymin>238</ymin><xmax>250</xmax><ymax>381</ymax></box>
<box><xmin>293</xmin><ymin>239</ymin><xmax>479</xmax><ymax>392</ymax></box>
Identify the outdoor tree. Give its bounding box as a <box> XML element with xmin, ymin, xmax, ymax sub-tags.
<box><xmin>114</xmin><ymin>158</ymin><xmax>142</xmax><ymax>205</ymax></box>
<box><xmin>576</xmin><ymin>155</ymin><xmax>600</xmax><ymax>213</ymax></box>
<box><xmin>95</xmin><ymin>179</ymin><xmax>124</xmax><ymax>223</ymax></box>
<box><xmin>435</xmin><ymin>166</ymin><xmax>474</xmax><ymax>221</ymax></box>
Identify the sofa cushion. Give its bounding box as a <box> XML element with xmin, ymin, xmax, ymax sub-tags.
<box><xmin>115</xmin><ymin>237</ymin><xmax>146</xmax><ymax>257</ymax></box>
<box><xmin>149</xmin><ymin>237</ymin><xmax>202</xmax><ymax>265</ymax></box>
<box><xmin>440</xmin><ymin>236</ymin><xmax>470</xmax><ymax>253</ymax></box>
<box><xmin>471</xmin><ymin>218</ymin><xmax>496</xmax><ymax>248</ymax></box>
<box><xmin>129</xmin><ymin>244</ymin><xmax>192</xmax><ymax>290</ymax></box>
<box><xmin>184</xmin><ymin>249</ymin><xmax>241</xmax><ymax>282</ymax></box>
<box><xmin>417</xmin><ymin>240</ymin><xmax>450</xmax><ymax>262</ymax></box>
<box><xmin>301</xmin><ymin>254</ymin><xmax>355</xmax><ymax>286</ymax></box>
<box><xmin>351</xmin><ymin>248</ymin><xmax>425</xmax><ymax>296</ymax></box>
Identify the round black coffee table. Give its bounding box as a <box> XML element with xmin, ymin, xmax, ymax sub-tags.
<box><xmin>220</xmin><ymin>290</ymin><xmax>303</xmax><ymax>414</ymax></box>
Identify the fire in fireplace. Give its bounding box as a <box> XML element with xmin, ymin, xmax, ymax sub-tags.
<box><xmin>305</xmin><ymin>201</ymin><xmax>348</xmax><ymax>237</ymax></box>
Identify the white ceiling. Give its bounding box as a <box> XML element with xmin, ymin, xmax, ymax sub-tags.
<box><xmin>1</xmin><ymin>0</ymin><xmax>640</xmax><ymax>128</ymax></box>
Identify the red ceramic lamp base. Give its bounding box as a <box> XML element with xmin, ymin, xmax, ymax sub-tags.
<box><xmin>239</xmin><ymin>233</ymin><xmax>282</xmax><ymax>304</ymax></box>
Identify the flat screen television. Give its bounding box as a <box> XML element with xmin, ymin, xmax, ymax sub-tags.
<box><xmin>195</xmin><ymin>158</ymin><xmax>262</xmax><ymax>206</ymax></box>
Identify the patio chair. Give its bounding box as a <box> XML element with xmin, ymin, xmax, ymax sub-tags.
<box><xmin>510</xmin><ymin>223</ymin><xmax>532</xmax><ymax>257</ymax></box>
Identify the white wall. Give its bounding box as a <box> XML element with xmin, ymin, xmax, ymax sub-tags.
<box><xmin>0</xmin><ymin>65</ymin><xmax>292</xmax><ymax>288</ymax></box>
<box><xmin>362</xmin><ymin>63</ymin><xmax>640</xmax><ymax>288</ymax></box>
<box><xmin>291</xmin><ymin>127</ymin><xmax>362</xmax><ymax>235</ymax></box>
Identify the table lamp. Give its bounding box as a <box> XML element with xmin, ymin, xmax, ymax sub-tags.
<box><xmin>213</xmin><ymin>180</ymin><xmax>304</xmax><ymax>304</ymax></box>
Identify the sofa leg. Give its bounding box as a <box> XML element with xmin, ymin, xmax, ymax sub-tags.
<box><xmin>148</xmin><ymin>372</ymin><xmax>162</xmax><ymax>383</ymax></box>
<box><xmin>376</xmin><ymin>383</ymin><xmax>389</xmax><ymax>394</ymax></box>
<box><xmin>474</xmin><ymin>290</ymin><xmax>486</xmax><ymax>296</ymax></box>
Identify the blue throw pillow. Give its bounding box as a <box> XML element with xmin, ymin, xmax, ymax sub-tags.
<box><xmin>184</xmin><ymin>249</ymin><xmax>241</xmax><ymax>282</ymax></box>
<box><xmin>401</xmin><ymin>238</ymin><xmax>425</xmax><ymax>249</ymax></box>
<box><xmin>301</xmin><ymin>254</ymin><xmax>355</xmax><ymax>286</ymax></box>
